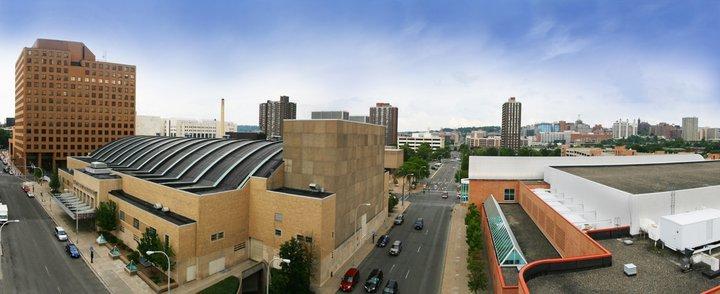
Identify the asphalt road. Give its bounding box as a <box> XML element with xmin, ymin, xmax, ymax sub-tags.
<box><xmin>346</xmin><ymin>157</ymin><xmax>460</xmax><ymax>294</ymax></box>
<box><xmin>0</xmin><ymin>160</ymin><xmax>107</xmax><ymax>293</ymax></box>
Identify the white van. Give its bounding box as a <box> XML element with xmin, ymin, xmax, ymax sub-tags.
<box><xmin>0</xmin><ymin>204</ymin><xmax>8</xmax><ymax>223</ymax></box>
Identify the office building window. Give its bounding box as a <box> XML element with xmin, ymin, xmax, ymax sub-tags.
<box><xmin>504</xmin><ymin>189</ymin><xmax>515</xmax><ymax>201</ymax></box>
<box><xmin>118</xmin><ymin>210</ymin><xmax>125</xmax><ymax>221</ymax></box>
<box><xmin>133</xmin><ymin>218</ymin><xmax>139</xmax><ymax>229</ymax></box>
<box><xmin>275</xmin><ymin>229</ymin><xmax>282</xmax><ymax>236</ymax></box>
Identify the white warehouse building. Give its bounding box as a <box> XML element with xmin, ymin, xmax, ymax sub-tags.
<box><xmin>397</xmin><ymin>132</ymin><xmax>445</xmax><ymax>150</ymax></box>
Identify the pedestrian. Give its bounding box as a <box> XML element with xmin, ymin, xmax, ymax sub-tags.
<box><xmin>90</xmin><ymin>246</ymin><xmax>95</xmax><ymax>263</ymax></box>
<box><xmin>372</xmin><ymin>230</ymin><xmax>376</xmax><ymax>243</ymax></box>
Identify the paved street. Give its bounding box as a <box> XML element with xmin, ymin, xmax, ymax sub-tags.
<box><xmin>0</xmin><ymin>161</ymin><xmax>107</xmax><ymax>293</ymax></box>
<box><xmin>346</xmin><ymin>157</ymin><xmax>460</xmax><ymax>294</ymax></box>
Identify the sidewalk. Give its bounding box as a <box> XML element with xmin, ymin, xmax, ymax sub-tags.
<box><xmin>441</xmin><ymin>203</ymin><xmax>471</xmax><ymax>294</ymax></box>
<box><xmin>30</xmin><ymin>181</ymin><xmax>153</xmax><ymax>294</ymax></box>
<box><xmin>317</xmin><ymin>200</ymin><xmax>411</xmax><ymax>294</ymax></box>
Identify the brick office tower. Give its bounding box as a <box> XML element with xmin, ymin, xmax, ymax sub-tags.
<box><xmin>501</xmin><ymin>97</ymin><xmax>522</xmax><ymax>150</ymax></box>
<box><xmin>369</xmin><ymin>102</ymin><xmax>398</xmax><ymax>146</ymax></box>
<box><xmin>13</xmin><ymin>39</ymin><xmax>136</xmax><ymax>172</ymax></box>
<box><xmin>259</xmin><ymin>95</ymin><xmax>296</xmax><ymax>139</ymax></box>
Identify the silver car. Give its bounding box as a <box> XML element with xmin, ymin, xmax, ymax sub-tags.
<box><xmin>389</xmin><ymin>240</ymin><xmax>402</xmax><ymax>256</ymax></box>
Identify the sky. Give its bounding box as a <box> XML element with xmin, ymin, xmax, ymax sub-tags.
<box><xmin>0</xmin><ymin>0</ymin><xmax>718</xmax><ymax>131</ymax></box>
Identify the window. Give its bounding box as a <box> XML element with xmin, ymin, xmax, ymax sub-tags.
<box><xmin>211</xmin><ymin>232</ymin><xmax>225</xmax><ymax>241</ymax></box>
<box><xmin>274</xmin><ymin>213</ymin><xmax>283</xmax><ymax>222</ymax></box>
<box><xmin>504</xmin><ymin>189</ymin><xmax>515</xmax><ymax>201</ymax></box>
<box><xmin>274</xmin><ymin>229</ymin><xmax>282</xmax><ymax>236</ymax></box>
<box><xmin>133</xmin><ymin>218</ymin><xmax>139</xmax><ymax>229</ymax></box>
<box><xmin>118</xmin><ymin>210</ymin><xmax>125</xmax><ymax>221</ymax></box>
<box><xmin>305</xmin><ymin>236</ymin><xmax>313</xmax><ymax>243</ymax></box>
<box><xmin>147</xmin><ymin>227</ymin><xmax>156</xmax><ymax>236</ymax></box>
<box><xmin>165</xmin><ymin>235</ymin><xmax>170</xmax><ymax>248</ymax></box>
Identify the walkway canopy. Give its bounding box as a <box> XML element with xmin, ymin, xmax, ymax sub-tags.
<box><xmin>53</xmin><ymin>192</ymin><xmax>95</xmax><ymax>220</ymax></box>
<box><xmin>484</xmin><ymin>196</ymin><xmax>527</xmax><ymax>268</ymax></box>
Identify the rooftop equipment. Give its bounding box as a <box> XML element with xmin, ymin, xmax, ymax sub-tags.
<box><xmin>659</xmin><ymin>208</ymin><xmax>720</xmax><ymax>252</ymax></box>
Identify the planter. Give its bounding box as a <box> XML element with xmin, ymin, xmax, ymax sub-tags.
<box><xmin>137</xmin><ymin>266</ymin><xmax>178</xmax><ymax>293</ymax></box>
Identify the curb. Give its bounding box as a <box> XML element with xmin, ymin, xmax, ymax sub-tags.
<box><xmin>32</xmin><ymin>184</ymin><xmax>114</xmax><ymax>293</ymax></box>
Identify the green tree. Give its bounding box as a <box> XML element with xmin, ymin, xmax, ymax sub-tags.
<box><xmin>388</xmin><ymin>193</ymin><xmax>399</xmax><ymax>212</ymax></box>
<box><xmin>0</xmin><ymin>129</ymin><xmax>10</xmax><ymax>149</ymax></box>
<box><xmin>33</xmin><ymin>167</ymin><xmax>43</xmax><ymax>182</ymax></box>
<box><xmin>269</xmin><ymin>237</ymin><xmax>314</xmax><ymax>294</ymax></box>
<box><xmin>96</xmin><ymin>201</ymin><xmax>118</xmax><ymax>232</ymax></box>
<box><xmin>498</xmin><ymin>148</ymin><xmax>515</xmax><ymax>156</ymax></box>
<box><xmin>49</xmin><ymin>169</ymin><xmax>60</xmax><ymax>193</ymax></box>
<box><xmin>484</xmin><ymin>147</ymin><xmax>498</xmax><ymax>156</ymax></box>
<box><xmin>416</xmin><ymin>143</ymin><xmax>433</xmax><ymax>161</ymax></box>
<box><xmin>138</xmin><ymin>228</ymin><xmax>175</xmax><ymax>270</ymax></box>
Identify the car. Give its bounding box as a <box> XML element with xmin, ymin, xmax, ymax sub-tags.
<box><xmin>339</xmin><ymin>268</ymin><xmax>360</xmax><ymax>292</ymax></box>
<box><xmin>376</xmin><ymin>234</ymin><xmax>390</xmax><ymax>248</ymax></box>
<box><xmin>394</xmin><ymin>214</ymin><xmax>404</xmax><ymax>225</ymax></box>
<box><xmin>364</xmin><ymin>269</ymin><xmax>384</xmax><ymax>293</ymax></box>
<box><xmin>442</xmin><ymin>192</ymin><xmax>448</xmax><ymax>199</ymax></box>
<box><xmin>27</xmin><ymin>192</ymin><xmax>35</xmax><ymax>198</ymax></box>
<box><xmin>389</xmin><ymin>240</ymin><xmax>402</xmax><ymax>256</ymax></box>
<box><xmin>65</xmin><ymin>243</ymin><xmax>80</xmax><ymax>258</ymax></box>
<box><xmin>54</xmin><ymin>226</ymin><xmax>68</xmax><ymax>241</ymax></box>
<box><xmin>382</xmin><ymin>280</ymin><xmax>399</xmax><ymax>294</ymax></box>
<box><xmin>414</xmin><ymin>218</ymin><xmax>424</xmax><ymax>230</ymax></box>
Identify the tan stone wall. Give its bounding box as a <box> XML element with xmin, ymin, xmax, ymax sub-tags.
<box><xmin>118</xmin><ymin>174</ymin><xmax>200</xmax><ymax>220</ymax></box>
<box><xmin>384</xmin><ymin>148</ymin><xmax>404</xmax><ymax>169</ymax></box>
<box><xmin>67</xmin><ymin>157</ymin><xmax>89</xmax><ymax>170</ymax></box>
<box><xmin>283</xmin><ymin>120</ymin><xmax>386</xmax><ymax>247</ymax></box>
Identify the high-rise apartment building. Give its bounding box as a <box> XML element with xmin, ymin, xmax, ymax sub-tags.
<box><xmin>259</xmin><ymin>95</ymin><xmax>296</xmax><ymax>139</ymax></box>
<box><xmin>369</xmin><ymin>102</ymin><xmax>398</xmax><ymax>146</ymax></box>
<box><xmin>612</xmin><ymin>119</ymin><xmax>637</xmax><ymax>139</ymax></box>
<box><xmin>501</xmin><ymin>97</ymin><xmax>522</xmax><ymax>149</ymax></box>
<box><xmin>682</xmin><ymin>117</ymin><xmax>699</xmax><ymax>141</ymax></box>
<box><xmin>311</xmin><ymin>110</ymin><xmax>349</xmax><ymax>120</ymax></box>
<box><xmin>13</xmin><ymin>39</ymin><xmax>135</xmax><ymax>171</ymax></box>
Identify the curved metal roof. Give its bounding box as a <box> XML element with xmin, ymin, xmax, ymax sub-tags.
<box><xmin>84</xmin><ymin>136</ymin><xmax>283</xmax><ymax>194</ymax></box>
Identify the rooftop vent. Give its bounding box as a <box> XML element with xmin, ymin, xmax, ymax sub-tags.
<box><xmin>162</xmin><ymin>207</ymin><xmax>170</xmax><ymax>213</ymax></box>
<box><xmin>153</xmin><ymin>203</ymin><xmax>162</xmax><ymax>210</ymax></box>
<box><xmin>85</xmin><ymin>161</ymin><xmax>111</xmax><ymax>175</ymax></box>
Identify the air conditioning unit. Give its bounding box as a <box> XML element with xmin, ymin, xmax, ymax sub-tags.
<box><xmin>162</xmin><ymin>207</ymin><xmax>170</xmax><ymax>213</ymax></box>
<box><xmin>153</xmin><ymin>203</ymin><xmax>162</xmax><ymax>210</ymax></box>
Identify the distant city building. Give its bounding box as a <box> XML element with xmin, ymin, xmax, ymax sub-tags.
<box><xmin>225</xmin><ymin>132</ymin><xmax>266</xmax><ymax>140</ymax></box>
<box><xmin>311</xmin><ymin>111</ymin><xmax>349</xmax><ymax>120</ymax></box>
<box><xmin>348</xmin><ymin>115</ymin><xmax>370</xmax><ymax>123</ymax></box>
<box><xmin>369</xmin><ymin>102</ymin><xmax>398</xmax><ymax>146</ymax></box>
<box><xmin>537</xmin><ymin>131</ymin><xmax>573</xmax><ymax>144</ymax></box>
<box><xmin>501</xmin><ymin>97</ymin><xmax>522</xmax><ymax>149</ymax></box>
<box><xmin>592</xmin><ymin>124</ymin><xmax>606</xmax><ymax>135</ymax></box>
<box><xmin>5</xmin><ymin>118</ymin><xmax>15</xmax><ymax>127</ymax></box>
<box><xmin>649</xmin><ymin>122</ymin><xmax>677</xmax><ymax>139</ymax></box>
<box><xmin>637</xmin><ymin>120</ymin><xmax>651</xmax><ymax>136</ymax></box>
<box><xmin>397</xmin><ymin>132</ymin><xmax>444</xmax><ymax>150</ymax></box>
<box><xmin>612</xmin><ymin>119</ymin><xmax>637</xmax><ymax>139</ymax></box>
<box><xmin>558</xmin><ymin>120</ymin><xmax>571</xmax><ymax>131</ymax></box>
<box><xmin>135</xmin><ymin>116</ymin><xmax>237</xmax><ymax>138</ymax></box>
<box><xmin>572</xmin><ymin>120</ymin><xmax>592</xmax><ymax>134</ymax></box>
<box><xmin>467</xmin><ymin>136</ymin><xmax>501</xmax><ymax>148</ymax></box>
<box><xmin>12</xmin><ymin>39</ymin><xmax>136</xmax><ymax>172</ymax></box>
<box><xmin>700</xmin><ymin>127</ymin><xmax>719</xmax><ymax>141</ymax></box>
<box><xmin>535</xmin><ymin>122</ymin><xmax>558</xmax><ymax>133</ymax></box>
<box><xmin>259</xmin><ymin>95</ymin><xmax>296</xmax><ymax>139</ymax></box>
<box><xmin>682</xmin><ymin>117</ymin><xmax>699</xmax><ymax>141</ymax></box>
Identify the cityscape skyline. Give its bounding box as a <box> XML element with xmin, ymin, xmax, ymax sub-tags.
<box><xmin>1</xmin><ymin>1</ymin><xmax>718</xmax><ymax>130</ymax></box>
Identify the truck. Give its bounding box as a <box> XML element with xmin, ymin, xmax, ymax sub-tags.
<box><xmin>0</xmin><ymin>204</ymin><xmax>8</xmax><ymax>223</ymax></box>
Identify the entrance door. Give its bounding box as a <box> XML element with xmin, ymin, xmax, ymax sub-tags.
<box><xmin>209</xmin><ymin>257</ymin><xmax>226</xmax><ymax>275</ymax></box>
<box><xmin>186</xmin><ymin>265</ymin><xmax>197</xmax><ymax>282</ymax></box>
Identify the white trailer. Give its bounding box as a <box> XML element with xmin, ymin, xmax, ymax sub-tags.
<box><xmin>0</xmin><ymin>204</ymin><xmax>8</xmax><ymax>223</ymax></box>
<box><xmin>660</xmin><ymin>208</ymin><xmax>720</xmax><ymax>252</ymax></box>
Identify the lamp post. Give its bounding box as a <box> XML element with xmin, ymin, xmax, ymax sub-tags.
<box><xmin>0</xmin><ymin>220</ymin><xmax>20</xmax><ymax>256</ymax></box>
<box><xmin>266</xmin><ymin>257</ymin><xmax>290</xmax><ymax>294</ymax></box>
<box><xmin>353</xmin><ymin>202</ymin><xmax>371</xmax><ymax>266</ymax></box>
<box><xmin>147</xmin><ymin>250</ymin><xmax>171</xmax><ymax>294</ymax></box>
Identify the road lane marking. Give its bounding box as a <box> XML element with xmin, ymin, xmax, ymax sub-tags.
<box><xmin>45</xmin><ymin>265</ymin><xmax>50</xmax><ymax>276</ymax></box>
<box><xmin>417</xmin><ymin>245</ymin><xmax>422</xmax><ymax>253</ymax></box>
<box><xmin>57</xmin><ymin>286</ymin><xmax>62</xmax><ymax>293</ymax></box>
<box><xmin>425</xmin><ymin>229</ymin><xmax>429</xmax><ymax>235</ymax></box>
<box><xmin>405</xmin><ymin>269</ymin><xmax>410</xmax><ymax>279</ymax></box>
<box><xmin>390</xmin><ymin>264</ymin><xmax>396</xmax><ymax>272</ymax></box>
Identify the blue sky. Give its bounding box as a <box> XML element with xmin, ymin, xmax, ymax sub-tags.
<box><xmin>1</xmin><ymin>0</ymin><xmax>718</xmax><ymax>130</ymax></box>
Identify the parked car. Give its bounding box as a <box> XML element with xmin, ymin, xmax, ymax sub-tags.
<box><xmin>339</xmin><ymin>268</ymin><xmax>360</xmax><ymax>292</ymax></box>
<box><xmin>54</xmin><ymin>226</ymin><xmax>68</xmax><ymax>241</ymax></box>
<box><xmin>414</xmin><ymin>218</ymin><xmax>424</xmax><ymax>230</ymax></box>
<box><xmin>26</xmin><ymin>192</ymin><xmax>35</xmax><ymax>198</ymax></box>
<box><xmin>376</xmin><ymin>234</ymin><xmax>390</xmax><ymax>248</ymax></box>
<box><xmin>442</xmin><ymin>192</ymin><xmax>448</xmax><ymax>199</ymax></box>
<box><xmin>65</xmin><ymin>243</ymin><xmax>80</xmax><ymax>258</ymax></box>
<box><xmin>364</xmin><ymin>269</ymin><xmax>384</xmax><ymax>293</ymax></box>
<box><xmin>389</xmin><ymin>241</ymin><xmax>402</xmax><ymax>256</ymax></box>
<box><xmin>394</xmin><ymin>214</ymin><xmax>404</xmax><ymax>225</ymax></box>
<box><xmin>382</xmin><ymin>280</ymin><xmax>399</xmax><ymax>294</ymax></box>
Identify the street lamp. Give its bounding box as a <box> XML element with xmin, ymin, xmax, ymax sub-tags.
<box><xmin>0</xmin><ymin>220</ymin><xmax>20</xmax><ymax>256</ymax></box>
<box><xmin>146</xmin><ymin>251</ymin><xmax>171</xmax><ymax>293</ymax></box>
<box><xmin>353</xmin><ymin>202</ymin><xmax>371</xmax><ymax>266</ymax></box>
<box><xmin>266</xmin><ymin>257</ymin><xmax>290</xmax><ymax>294</ymax></box>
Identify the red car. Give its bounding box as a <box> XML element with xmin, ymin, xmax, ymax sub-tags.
<box><xmin>339</xmin><ymin>268</ymin><xmax>360</xmax><ymax>292</ymax></box>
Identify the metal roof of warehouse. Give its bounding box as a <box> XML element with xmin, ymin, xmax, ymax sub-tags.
<box><xmin>554</xmin><ymin>161</ymin><xmax>720</xmax><ymax>194</ymax></box>
<box><xmin>75</xmin><ymin>136</ymin><xmax>283</xmax><ymax>195</ymax></box>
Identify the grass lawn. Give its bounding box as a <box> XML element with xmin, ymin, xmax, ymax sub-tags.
<box><xmin>199</xmin><ymin>276</ymin><xmax>240</xmax><ymax>294</ymax></box>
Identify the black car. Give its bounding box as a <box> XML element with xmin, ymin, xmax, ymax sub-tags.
<box><xmin>376</xmin><ymin>234</ymin><xmax>390</xmax><ymax>247</ymax></box>
<box><xmin>414</xmin><ymin>218</ymin><xmax>424</xmax><ymax>230</ymax></box>
<box><xmin>364</xmin><ymin>269</ymin><xmax>384</xmax><ymax>293</ymax></box>
<box><xmin>382</xmin><ymin>280</ymin><xmax>399</xmax><ymax>294</ymax></box>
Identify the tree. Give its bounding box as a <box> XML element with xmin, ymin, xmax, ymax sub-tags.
<box><xmin>484</xmin><ymin>147</ymin><xmax>498</xmax><ymax>156</ymax></box>
<box><xmin>33</xmin><ymin>167</ymin><xmax>43</xmax><ymax>182</ymax></box>
<box><xmin>416</xmin><ymin>143</ymin><xmax>433</xmax><ymax>161</ymax></box>
<box><xmin>49</xmin><ymin>169</ymin><xmax>60</xmax><ymax>193</ymax></box>
<box><xmin>96</xmin><ymin>201</ymin><xmax>118</xmax><ymax>232</ymax></box>
<box><xmin>388</xmin><ymin>193</ymin><xmax>399</xmax><ymax>212</ymax></box>
<box><xmin>138</xmin><ymin>228</ymin><xmax>175</xmax><ymax>270</ymax></box>
<box><xmin>269</xmin><ymin>237</ymin><xmax>314</xmax><ymax>294</ymax></box>
<box><xmin>465</xmin><ymin>203</ymin><xmax>487</xmax><ymax>292</ymax></box>
<box><xmin>0</xmin><ymin>129</ymin><xmax>10</xmax><ymax>149</ymax></box>
<box><xmin>498</xmin><ymin>148</ymin><xmax>515</xmax><ymax>156</ymax></box>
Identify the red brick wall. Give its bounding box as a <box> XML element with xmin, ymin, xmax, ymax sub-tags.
<box><xmin>469</xmin><ymin>180</ymin><xmax>521</xmax><ymax>207</ymax></box>
<box><xmin>481</xmin><ymin>206</ymin><xmax>520</xmax><ymax>294</ymax></box>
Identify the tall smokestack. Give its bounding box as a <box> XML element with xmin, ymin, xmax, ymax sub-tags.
<box><xmin>218</xmin><ymin>98</ymin><xmax>225</xmax><ymax>138</ymax></box>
